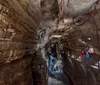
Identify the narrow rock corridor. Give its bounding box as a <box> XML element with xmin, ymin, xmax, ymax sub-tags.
<box><xmin>0</xmin><ymin>0</ymin><xmax>100</xmax><ymax>85</ymax></box>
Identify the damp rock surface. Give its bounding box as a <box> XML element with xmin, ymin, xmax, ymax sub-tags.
<box><xmin>0</xmin><ymin>0</ymin><xmax>41</xmax><ymax>85</ymax></box>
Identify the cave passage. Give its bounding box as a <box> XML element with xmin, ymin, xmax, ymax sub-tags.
<box><xmin>0</xmin><ymin>0</ymin><xmax>100</xmax><ymax>85</ymax></box>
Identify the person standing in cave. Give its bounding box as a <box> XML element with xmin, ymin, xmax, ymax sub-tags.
<box><xmin>48</xmin><ymin>43</ymin><xmax>58</xmax><ymax>77</ymax></box>
<box><xmin>85</xmin><ymin>50</ymin><xmax>90</xmax><ymax>65</ymax></box>
<box><xmin>81</xmin><ymin>50</ymin><xmax>86</xmax><ymax>64</ymax></box>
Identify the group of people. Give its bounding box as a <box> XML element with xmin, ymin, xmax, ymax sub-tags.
<box><xmin>81</xmin><ymin>49</ymin><xmax>91</xmax><ymax>65</ymax></box>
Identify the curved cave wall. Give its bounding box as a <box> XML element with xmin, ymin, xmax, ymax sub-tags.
<box><xmin>0</xmin><ymin>0</ymin><xmax>41</xmax><ymax>85</ymax></box>
<box><xmin>62</xmin><ymin>9</ymin><xmax>100</xmax><ymax>55</ymax></box>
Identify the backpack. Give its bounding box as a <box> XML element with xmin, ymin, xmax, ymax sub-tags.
<box><xmin>85</xmin><ymin>52</ymin><xmax>90</xmax><ymax>58</ymax></box>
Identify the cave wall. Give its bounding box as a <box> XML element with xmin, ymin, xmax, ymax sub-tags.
<box><xmin>63</xmin><ymin>56</ymin><xmax>99</xmax><ymax>85</ymax></box>
<box><xmin>0</xmin><ymin>0</ymin><xmax>41</xmax><ymax>85</ymax></box>
<box><xmin>62</xmin><ymin>9</ymin><xmax>100</xmax><ymax>53</ymax></box>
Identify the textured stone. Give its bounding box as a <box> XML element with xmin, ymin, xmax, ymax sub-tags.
<box><xmin>0</xmin><ymin>0</ymin><xmax>41</xmax><ymax>85</ymax></box>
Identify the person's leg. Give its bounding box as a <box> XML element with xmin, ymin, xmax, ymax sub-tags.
<box><xmin>81</xmin><ymin>56</ymin><xmax>83</xmax><ymax>62</ymax></box>
<box><xmin>82</xmin><ymin>56</ymin><xmax>85</xmax><ymax>65</ymax></box>
<box><xmin>84</xmin><ymin>57</ymin><xmax>87</xmax><ymax>65</ymax></box>
<box><xmin>86</xmin><ymin>58</ymin><xmax>89</xmax><ymax>66</ymax></box>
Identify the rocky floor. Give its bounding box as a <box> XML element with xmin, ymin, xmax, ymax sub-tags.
<box><xmin>48</xmin><ymin>77</ymin><xmax>66</xmax><ymax>85</ymax></box>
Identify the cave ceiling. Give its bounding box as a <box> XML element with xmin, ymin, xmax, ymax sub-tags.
<box><xmin>0</xmin><ymin>0</ymin><xmax>100</xmax><ymax>55</ymax></box>
<box><xmin>39</xmin><ymin>0</ymin><xmax>100</xmax><ymax>52</ymax></box>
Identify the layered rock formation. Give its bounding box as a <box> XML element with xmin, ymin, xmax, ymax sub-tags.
<box><xmin>0</xmin><ymin>0</ymin><xmax>41</xmax><ymax>85</ymax></box>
